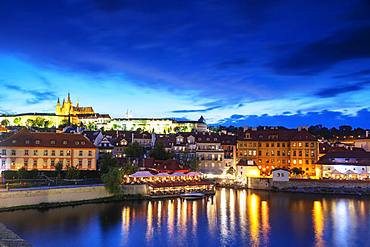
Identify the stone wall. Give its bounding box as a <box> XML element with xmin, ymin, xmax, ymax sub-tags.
<box><xmin>0</xmin><ymin>185</ymin><xmax>112</xmax><ymax>209</ymax></box>
<box><xmin>0</xmin><ymin>223</ymin><xmax>31</xmax><ymax>247</ymax></box>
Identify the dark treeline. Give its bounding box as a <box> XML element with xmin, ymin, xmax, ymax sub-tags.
<box><xmin>210</xmin><ymin>125</ymin><xmax>368</xmax><ymax>140</ymax></box>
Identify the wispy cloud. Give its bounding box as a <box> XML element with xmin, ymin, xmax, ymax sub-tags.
<box><xmin>171</xmin><ymin>105</ymin><xmax>222</xmax><ymax>113</ymax></box>
<box><xmin>4</xmin><ymin>84</ymin><xmax>56</xmax><ymax>104</ymax></box>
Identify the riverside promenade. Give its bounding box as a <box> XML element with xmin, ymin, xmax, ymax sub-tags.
<box><xmin>0</xmin><ymin>223</ymin><xmax>31</xmax><ymax>247</ymax></box>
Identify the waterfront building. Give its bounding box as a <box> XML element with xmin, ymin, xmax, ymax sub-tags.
<box><xmin>219</xmin><ymin>133</ymin><xmax>237</xmax><ymax>169</ymax></box>
<box><xmin>272</xmin><ymin>168</ymin><xmax>290</xmax><ymax>181</ymax></box>
<box><xmin>196</xmin><ymin>132</ymin><xmax>227</xmax><ymax>175</ymax></box>
<box><xmin>237</xmin><ymin>127</ymin><xmax>319</xmax><ymax>177</ymax></box>
<box><xmin>316</xmin><ymin>147</ymin><xmax>370</xmax><ymax>179</ymax></box>
<box><xmin>236</xmin><ymin>159</ymin><xmax>260</xmax><ymax>178</ymax></box>
<box><xmin>0</xmin><ymin>128</ymin><xmax>97</xmax><ymax>173</ymax></box>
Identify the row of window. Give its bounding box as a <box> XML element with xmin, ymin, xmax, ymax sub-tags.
<box><xmin>257</xmin><ymin>159</ymin><xmax>315</xmax><ymax>165</ymax></box>
<box><xmin>239</xmin><ymin>150</ymin><xmax>316</xmax><ymax>157</ymax></box>
<box><xmin>10</xmin><ymin>139</ymin><xmax>87</xmax><ymax>145</ymax></box>
<box><xmin>2</xmin><ymin>149</ymin><xmax>93</xmax><ymax>157</ymax></box>
<box><xmin>238</xmin><ymin>142</ymin><xmax>316</xmax><ymax>148</ymax></box>
<box><xmin>6</xmin><ymin>159</ymin><xmax>93</xmax><ymax>168</ymax></box>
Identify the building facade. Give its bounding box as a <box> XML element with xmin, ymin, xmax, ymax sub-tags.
<box><xmin>237</xmin><ymin>128</ymin><xmax>319</xmax><ymax>177</ymax></box>
<box><xmin>0</xmin><ymin>129</ymin><xmax>97</xmax><ymax>173</ymax></box>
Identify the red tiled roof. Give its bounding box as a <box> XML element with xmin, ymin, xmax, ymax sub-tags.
<box><xmin>0</xmin><ymin>128</ymin><xmax>96</xmax><ymax>148</ymax></box>
<box><xmin>240</xmin><ymin>129</ymin><xmax>317</xmax><ymax>141</ymax></box>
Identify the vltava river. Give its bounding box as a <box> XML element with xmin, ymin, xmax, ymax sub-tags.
<box><xmin>0</xmin><ymin>189</ymin><xmax>369</xmax><ymax>247</ymax></box>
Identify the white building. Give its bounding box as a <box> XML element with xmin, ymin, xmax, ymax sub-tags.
<box><xmin>272</xmin><ymin>169</ymin><xmax>290</xmax><ymax>181</ymax></box>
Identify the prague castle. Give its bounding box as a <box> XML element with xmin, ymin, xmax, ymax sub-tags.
<box><xmin>0</xmin><ymin>93</ymin><xmax>208</xmax><ymax>133</ymax></box>
<box><xmin>55</xmin><ymin>93</ymin><xmax>95</xmax><ymax>116</ymax></box>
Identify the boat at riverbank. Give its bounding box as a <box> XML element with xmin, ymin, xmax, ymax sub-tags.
<box><xmin>180</xmin><ymin>192</ymin><xmax>205</xmax><ymax>200</ymax></box>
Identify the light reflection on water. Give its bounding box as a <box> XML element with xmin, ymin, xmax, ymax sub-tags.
<box><xmin>0</xmin><ymin>188</ymin><xmax>369</xmax><ymax>247</ymax></box>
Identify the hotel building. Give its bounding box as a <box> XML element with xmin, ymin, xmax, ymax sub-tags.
<box><xmin>0</xmin><ymin>129</ymin><xmax>97</xmax><ymax>173</ymax></box>
<box><xmin>237</xmin><ymin>128</ymin><xmax>319</xmax><ymax>176</ymax></box>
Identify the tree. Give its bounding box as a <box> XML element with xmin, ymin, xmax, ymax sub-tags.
<box><xmin>98</xmin><ymin>153</ymin><xmax>118</xmax><ymax>174</ymax></box>
<box><xmin>86</xmin><ymin>122</ymin><xmax>97</xmax><ymax>131</ymax></box>
<box><xmin>149</xmin><ymin>141</ymin><xmax>173</xmax><ymax>160</ymax></box>
<box><xmin>121</xmin><ymin>165</ymin><xmax>139</xmax><ymax>175</ymax></box>
<box><xmin>13</xmin><ymin>117</ymin><xmax>21</xmax><ymax>126</ymax></box>
<box><xmin>55</xmin><ymin>161</ymin><xmax>63</xmax><ymax>178</ymax></box>
<box><xmin>291</xmin><ymin>167</ymin><xmax>305</xmax><ymax>177</ymax></box>
<box><xmin>1</xmin><ymin>119</ymin><xmax>10</xmax><ymax>126</ymax></box>
<box><xmin>125</xmin><ymin>142</ymin><xmax>145</xmax><ymax>160</ymax></box>
<box><xmin>26</xmin><ymin>119</ymin><xmax>34</xmax><ymax>127</ymax></box>
<box><xmin>66</xmin><ymin>165</ymin><xmax>80</xmax><ymax>179</ymax></box>
<box><xmin>101</xmin><ymin>167</ymin><xmax>123</xmax><ymax>194</ymax></box>
<box><xmin>17</xmin><ymin>167</ymin><xmax>28</xmax><ymax>179</ymax></box>
<box><xmin>188</xmin><ymin>157</ymin><xmax>200</xmax><ymax>171</ymax></box>
<box><xmin>226</xmin><ymin>167</ymin><xmax>236</xmax><ymax>175</ymax></box>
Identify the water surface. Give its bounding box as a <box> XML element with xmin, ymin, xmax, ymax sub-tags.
<box><xmin>0</xmin><ymin>189</ymin><xmax>369</xmax><ymax>247</ymax></box>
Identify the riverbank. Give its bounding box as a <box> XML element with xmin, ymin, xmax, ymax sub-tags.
<box><xmin>0</xmin><ymin>223</ymin><xmax>31</xmax><ymax>247</ymax></box>
<box><xmin>216</xmin><ymin>178</ymin><xmax>370</xmax><ymax>197</ymax></box>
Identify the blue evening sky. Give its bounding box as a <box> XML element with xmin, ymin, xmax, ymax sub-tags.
<box><xmin>0</xmin><ymin>0</ymin><xmax>370</xmax><ymax>127</ymax></box>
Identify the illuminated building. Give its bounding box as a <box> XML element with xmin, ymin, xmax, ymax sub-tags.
<box><xmin>237</xmin><ymin>127</ymin><xmax>319</xmax><ymax>176</ymax></box>
<box><xmin>0</xmin><ymin>128</ymin><xmax>97</xmax><ymax>173</ymax></box>
<box><xmin>316</xmin><ymin>147</ymin><xmax>370</xmax><ymax>179</ymax></box>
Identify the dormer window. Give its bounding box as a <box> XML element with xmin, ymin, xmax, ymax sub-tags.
<box><xmin>35</xmin><ymin>140</ymin><xmax>40</xmax><ymax>144</ymax></box>
<box><xmin>51</xmin><ymin>140</ymin><xmax>56</xmax><ymax>145</ymax></box>
<box><xmin>63</xmin><ymin>140</ymin><xmax>68</xmax><ymax>145</ymax></box>
<box><xmin>12</xmin><ymin>140</ymin><xmax>16</xmax><ymax>144</ymax></box>
<box><xmin>25</xmin><ymin>140</ymin><xmax>30</xmax><ymax>144</ymax></box>
<box><xmin>81</xmin><ymin>141</ymin><xmax>86</xmax><ymax>145</ymax></box>
<box><xmin>75</xmin><ymin>141</ymin><xmax>80</xmax><ymax>145</ymax></box>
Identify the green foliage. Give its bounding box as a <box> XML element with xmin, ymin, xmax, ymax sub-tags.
<box><xmin>188</xmin><ymin>157</ymin><xmax>200</xmax><ymax>171</ymax></box>
<box><xmin>13</xmin><ymin>117</ymin><xmax>21</xmax><ymax>126</ymax></box>
<box><xmin>101</xmin><ymin>167</ymin><xmax>123</xmax><ymax>194</ymax></box>
<box><xmin>55</xmin><ymin>161</ymin><xmax>63</xmax><ymax>178</ymax></box>
<box><xmin>86</xmin><ymin>122</ymin><xmax>97</xmax><ymax>130</ymax></box>
<box><xmin>290</xmin><ymin>167</ymin><xmax>305</xmax><ymax>176</ymax></box>
<box><xmin>98</xmin><ymin>153</ymin><xmax>118</xmax><ymax>174</ymax></box>
<box><xmin>121</xmin><ymin>165</ymin><xmax>139</xmax><ymax>175</ymax></box>
<box><xmin>226</xmin><ymin>167</ymin><xmax>236</xmax><ymax>175</ymax></box>
<box><xmin>125</xmin><ymin>142</ymin><xmax>145</xmax><ymax>159</ymax></box>
<box><xmin>66</xmin><ymin>166</ymin><xmax>80</xmax><ymax>179</ymax></box>
<box><xmin>1</xmin><ymin>119</ymin><xmax>10</xmax><ymax>126</ymax></box>
<box><xmin>149</xmin><ymin>141</ymin><xmax>174</xmax><ymax>160</ymax></box>
<box><xmin>17</xmin><ymin>167</ymin><xmax>29</xmax><ymax>179</ymax></box>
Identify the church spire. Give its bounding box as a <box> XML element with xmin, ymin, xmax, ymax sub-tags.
<box><xmin>67</xmin><ymin>92</ymin><xmax>71</xmax><ymax>103</ymax></box>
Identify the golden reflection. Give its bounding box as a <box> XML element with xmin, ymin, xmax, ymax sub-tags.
<box><xmin>121</xmin><ymin>206</ymin><xmax>130</xmax><ymax>245</ymax></box>
<box><xmin>207</xmin><ymin>195</ymin><xmax>216</xmax><ymax>235</ymax></box>
<box><xmin>146</xmin><ymin>201</ymin><xmax>153</xmax><ymax>241</ymax></box>
<box><xmin>167</xmin><ymin>200</ymin><xmax>175</xmax><ymax>239</ymax></box>
<box><xmin>192</xmin><ymin>201</ymin><xmax>197</xmax><ymax>235</ymax></box>
<box><xmin>248</xmin><ymin>193</ymin><xmax>260</xmax><ymax>246</ymax></box>
<box><xmin>261</xmin><ymin>200</ymin><xmax>270</xmax><ymax>242</ymax></box>
<box><xmin>229</xmin><ymin>189</ymin><xmax>235</xmax><ymax>233</ymax></box>
<box><xmin>157</xmin><ymin>201</ymin><xmax>162</xmax><ymax>229</ymax></box>
<box><xmin>239</xmin><ymin>190</ymin><xmax>247</xmax><ymax>237</ymax></box>
<box><xmin>332</xmin><ymin>200</ymin><xmax>349</xmax><ymax>247</ymax></box>
<box><xmin>312</xmin><ymin>201</ymin><xmax>325</xmax><ymax>247</ymax></box>
<box><xmin>219</xmin><ymin>188</ymin><xmax>228</xmax><ymax>245</ymax></box>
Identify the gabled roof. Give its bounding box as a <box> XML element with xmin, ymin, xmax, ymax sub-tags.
<box><xmin>0</xmin><ymin>128</ymin><xmax>96</xmax><ymax>148</ymax></box>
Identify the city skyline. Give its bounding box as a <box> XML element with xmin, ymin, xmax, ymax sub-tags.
<box><xmin>1</xmin><ymin>1</ymin><xmax>370</xmax><ymax>127</ymax></box>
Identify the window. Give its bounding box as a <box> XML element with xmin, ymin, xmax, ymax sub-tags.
<box><xmin>63</xmin><ymin>140</ymin><xmax>68</xmax><ymax>145</ymax></box>
<box><xmin>44</xmin><ymin>150</ymin><xmax>48</xmax><ymax>156</ymax></box>
<box><xmin>12</xmin><ymin>140</ymin><xmax>16</xmax><ymax>144</ymax></box>
<box><xmin>34</xmin><ymin>150</ymin><xmax>38</xmax><ymax>156</ymax></box>
<box><xmin>25</xmin><ymin>140</ymin><xmax>30</xmax><ymax>144</ymax></box>
<box><xmin>51</xmin><ymin>150</ymin><xmax>55</xmax><ymax>156</ymax></box>
<box><xmin>1</xmin><ymin>160</ymin><xmax>5</xmax><ymax>168</ymax></box>
<box><xmin>78</xmin><ymin>160</ymin><xmax>83</xmax><ymax>168</ymax></box>
<box><xmin>51</xmin><ymin>160</ymin><xmax>55</xmax><ymax>167</ymax></box>
<box><xmin>51</xmin><ymin>140</ymin><xmax>56</xmax><ymax>145</ymax></box>
<box><xmin>88</xmin><ymin>150</ymin><xmax>92</xmax><ymax>156</ymax></box>
<box><xmin>24</xmin><ymin>159</ymin><xmax>28</xmax><ymax>167</ymax></box>
<box><xmin>266</xmin><ymin>143</ymin><xmax>269</xmax><ymax>147</ymax></box>
<box><xmin>60</xmin><ymin>150</ymin><xmax>64</xmax><ymax>156</ymax></box>
<box><xmin>35</xmin><ymin>140</ymin><xmax>40</xmax><ymax>144</ymax></box>
<box><xmin>1</xmin><ymin>149</ymin><xmax>6</xmax><ymax>155</ymax></box>
<box><xmin>11</xmin><ymin>150</ymin><xmax>16</xmax><ymax>156</ymax></box>
<box><xmin>87</xmin><ymin>160</ymin><xmax>92</xmax><ymax>168</ymax></box>
<box><xmin>79</xmin><ymin>150</ymin><xmax>83</xmax><ymax>156</ymax></box>
<box><xmin>24</xmin><ymin>150</ymin><xmax>29</xmax><ymax>156</ymax></box>
<box><xmin>33</xmin><ymin>159</ymin><xmax>37</xmax><ymax>168</ymax></box>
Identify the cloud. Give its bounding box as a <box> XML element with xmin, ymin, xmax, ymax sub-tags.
<box><xmin>217</xmin><ymin>108</ymin><xmax>370</xmax><ymax>128</ymax></box>
<box><xmin>4</xmin><ymin>84</ymin><xmax>56</xmax><ymax>104</ymax></box>
<box><xmin>215</xmin><ymin>58</ymin><xmax>248</xmax><ymax>69</ymax></box>
<box><xmin>333</xmin><ymin>69</ymin><xmax>370</xmax><ymax>79</ymax></box>
<box><xmin>171</xmin><ymin>105</ymin><xmax>222</xmax><ymax>113</ymax></box>
<box><xmin>315</xmin><ymin>80</ymin><xmax>370</xmax><ymax>98</ymax></box>
<box><xmin>271</xmin><ymin>26</ymin><xmax>370</xmax><ymax>75</ymax></box>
